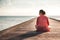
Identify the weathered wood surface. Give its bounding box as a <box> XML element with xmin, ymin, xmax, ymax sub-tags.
<box><xmin>0</xmin><ymin>18</ymin><xmax>60</xmax><ymax>40</ymax></box>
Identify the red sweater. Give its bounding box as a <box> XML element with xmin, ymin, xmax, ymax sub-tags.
<box><xmin>36</xmin><ymin>15</ymin><xmax>49</xmax><ymax>27</ymax></box>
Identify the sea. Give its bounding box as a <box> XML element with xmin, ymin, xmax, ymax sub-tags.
<box><xmin>49</xmin><ymin>16</ymin><xmax>60</xmax><ymax>20</ymax></box>
<box><xmin>0</xmin><ymin>16</ymin><xmax>35</xmax><ymax>31</ymax></box>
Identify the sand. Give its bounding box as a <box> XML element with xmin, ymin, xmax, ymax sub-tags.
<box><xmin>0</xmin><ymin>18</ymin><xmax>60</xmax><ymax>40</ymax></box>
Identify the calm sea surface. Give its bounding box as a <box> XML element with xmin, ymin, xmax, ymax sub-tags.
<box><xmin>50</xmin><ymin>16</ymin><xmax>60</xmax><ymax>20</ymax></box>
<box><xmin>0</xmin><ymin>16</ymin><xmax>35</xmax><ymax>31</ymax></box>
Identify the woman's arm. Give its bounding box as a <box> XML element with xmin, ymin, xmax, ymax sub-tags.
<box><xmin>47</xmin><ymin>18</ymin><xmax>49</xmax><ymax>26</ymax></box>
<box><xmin>36</xmin><ymin>17</ymin><xmax>39</xmax><ymax>26</ymax></box>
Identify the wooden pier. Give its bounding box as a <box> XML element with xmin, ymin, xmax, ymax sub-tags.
<box><xmin>0</xmin><ymin>18</ymin><xmax>60</xmax><ymax>40</ymax></box>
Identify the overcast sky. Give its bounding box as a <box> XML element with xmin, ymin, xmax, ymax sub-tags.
<box><xmin>0</xmin><ymin>0</ymin><xmax>60</xmax><ymax>16</ymax></box>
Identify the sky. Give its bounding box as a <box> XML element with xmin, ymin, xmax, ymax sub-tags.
<box><xmin>0</xmin><ymin>0</ymin><xmax>60</xmax><ymax>16</ymax></box>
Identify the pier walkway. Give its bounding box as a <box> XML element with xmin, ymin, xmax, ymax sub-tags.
<box><xmin>0</xmin><ymin>18</ymin><xmax>60</xmax><ymax>40</ymax></box>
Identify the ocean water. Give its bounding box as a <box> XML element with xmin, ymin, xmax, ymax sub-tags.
<box><xmin>50</xmin><ymin>16</ymin><xmax>60</xmax><ymax>20</ymax></box>
<box><xmin>0</xmin><ymin>16</ymin><xmax>35</xmax><ymax>31</ymax></box>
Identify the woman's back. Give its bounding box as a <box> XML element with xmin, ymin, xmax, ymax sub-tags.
<box><xmin>37</xmin><ymin>15</ymin><xmax>49</xmax><ymax>27</ymax></box>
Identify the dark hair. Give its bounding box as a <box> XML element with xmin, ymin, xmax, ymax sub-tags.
<box><xmin>39</xmin><ymin>9</ymin><xmax>46</xmax><ymax>15</ymax></box>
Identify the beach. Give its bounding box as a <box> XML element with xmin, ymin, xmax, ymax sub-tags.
<box><xmin>0</xmin><ymin>17</ymin><xmax>60</xmax><ymax>40</ymax></box>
